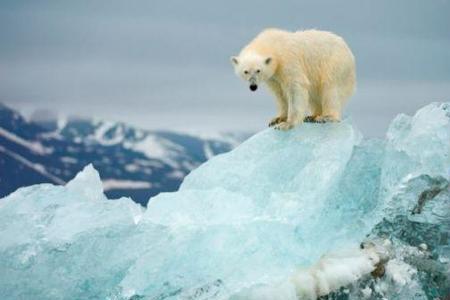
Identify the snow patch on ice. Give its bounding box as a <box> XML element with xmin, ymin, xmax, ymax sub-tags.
<box><xmin>232</xmin><ymin>245</ymin><xmax>382</xmax><ymax>300</ymax></box>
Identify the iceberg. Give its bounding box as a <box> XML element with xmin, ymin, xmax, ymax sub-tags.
<box><xmin>0</xmin><ymin>102</ymin><xmax>449</xmax><ymax>299</ymax></box>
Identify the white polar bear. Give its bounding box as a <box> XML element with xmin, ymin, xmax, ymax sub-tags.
<box><xmin>231</xmin><ymin>28</ymin><xmax>356</xmax><ymax>130</ymax></box>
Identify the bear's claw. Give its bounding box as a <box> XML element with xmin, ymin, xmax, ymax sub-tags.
<box><xmin>268</xmin><ymin>116</ymin><xmax>286</xmax><ymax>127</ymax></box>
<box><xmin>313</xmin><ymin>115</ymin><xmax>340</xmax><ymax>123</ymax></box>
<box><xmin>304</xmin><ymin>116</ymin><xmax>316</xmax><ymax>123</ymax></box>
<box><xmin>274</xmin><ymin>122</ymin><xmax>294</xmax><ymax>131</ymax></box>
<box><xmin>304</xmin><ymin>115</ymin><xmax>340</xmax><ymax>123</ymax></box>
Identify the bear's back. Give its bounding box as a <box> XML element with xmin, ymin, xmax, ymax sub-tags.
<box><xmin>250</xmin><ymin>29</ymin><xmax>350</xmax><ymax>57</ymax></box>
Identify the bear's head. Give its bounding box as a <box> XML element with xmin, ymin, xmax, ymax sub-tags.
<box><xmin>230</xmin><ymin>53</ymin><xmax>276</xmax><ymax>92</ymax></box>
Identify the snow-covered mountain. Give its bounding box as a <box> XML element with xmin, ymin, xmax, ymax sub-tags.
<box><xmin>0</xmin><ymin>103</ymin><xmax>247</xmax><ymax>205</ymax></box>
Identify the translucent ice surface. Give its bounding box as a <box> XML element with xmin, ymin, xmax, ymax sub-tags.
<box><xmin>0</xmin><ymin>103</ymin><xmax>449</xmax><ymax>299</ymax></box>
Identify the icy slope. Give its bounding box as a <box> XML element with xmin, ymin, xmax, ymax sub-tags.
<box><xmin>0</xmin><ymin>103</ymin><xmax>449</xmax><ymax>300</ymax></box>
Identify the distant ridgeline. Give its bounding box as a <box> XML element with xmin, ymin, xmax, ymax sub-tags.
<box><xmin>0</xmin><ymin>103</ymin><xmax>246</xmax><ymax>205</ymax></box>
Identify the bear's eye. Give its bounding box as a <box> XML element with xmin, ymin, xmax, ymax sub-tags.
<box><xmin>244</xmin><ymin>70</ymin><xmax>249</xmax><ymax>74</ymax></box>
<box><xmin>256</xmin><ymin>69</ymin><xmax>261</xmax><ymax>73</ymax></box>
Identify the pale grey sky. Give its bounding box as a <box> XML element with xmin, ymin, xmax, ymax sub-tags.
<box><xmin>1</xmin><ymin>0</ymin><xmax>449</xmax><ymax>136</ymax></box>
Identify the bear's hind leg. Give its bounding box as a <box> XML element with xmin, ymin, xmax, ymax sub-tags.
<box><xmin>304</xmin><ymin>94</ymin><xmax>322</xmax><ymax>123</ymax></box>
<box><xmin>314</xmin><ymin>86</ymin><xmax>342</xmax><ymax>123</ymax></box>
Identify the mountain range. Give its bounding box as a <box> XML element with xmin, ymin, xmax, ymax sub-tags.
<box><xmin>0</xmin><ymin>103</ymin><xmax>246</xmax><ymax>205</ymax></box>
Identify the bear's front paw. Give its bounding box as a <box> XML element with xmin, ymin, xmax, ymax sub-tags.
<box><xmin>274</xmin><ymin>121</ymin><xmax>294</xmax><ymax>131</ymax></box>
<box><xmin>268</xmin><ymin>116</ymin><xmax>287</xmax><ymax>127</ymax></box>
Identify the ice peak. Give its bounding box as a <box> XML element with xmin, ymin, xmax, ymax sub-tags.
<box><xmin>66</xmin><ymin>163</ymin><xmax>105</xmax><ymax>202</ymax></box>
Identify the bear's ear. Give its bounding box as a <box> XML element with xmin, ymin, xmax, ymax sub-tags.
<box><xmin>230</xmin><ymin>56</ymin><xmax>239</xmax><ymax>65</ymax></box>
<box><xmin>265</xmin><ymin>57</ymin><xmax>272</xmax><ymax>65</ymax></box>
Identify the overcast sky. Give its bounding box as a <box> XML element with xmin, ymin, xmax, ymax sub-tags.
<box><xmin>1</xmin><ymin>0</ymin><xmax>449</xmax><ymax>136</ymax></box>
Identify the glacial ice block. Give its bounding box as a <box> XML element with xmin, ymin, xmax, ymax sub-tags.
<box><xmin>379</xmin><ymin>103</ymin><xmax>450</xmax><ymax>222</ymax></box>
<box><xmin>0</xmin><ymin>102</ymin><xmax>449</xmax><ymax>300</ymax></box>
<box><xmin>146</xmin><ymin>120</ymin><xmax>362</xmax><ymax>226</ymax></box>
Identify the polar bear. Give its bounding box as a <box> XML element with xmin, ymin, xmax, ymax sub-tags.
<box><xmin>231</xmin><ymin>28</ymin><xmax>356</xmax><ymax>130</ymax></box>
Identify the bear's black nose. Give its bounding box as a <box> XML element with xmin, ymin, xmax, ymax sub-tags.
<box><xmin>249</xmin><ymin>84</ymin><xmax>258</xmax><ymax>91</ymax></box>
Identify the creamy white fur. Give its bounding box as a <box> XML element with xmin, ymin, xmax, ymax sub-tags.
<box><xmin>231</xmin><ymin>28</ymin><xmax>356</xmax><ymax>130</ymax></box>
